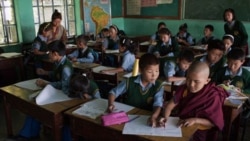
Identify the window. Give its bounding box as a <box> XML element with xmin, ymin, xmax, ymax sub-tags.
<box><xmin>0</xmin><ymin>0</ymin><xmax>18</xmax><ymax>44</ymax></box>
<box><xmin>32</xmin><ymin>0</ymin><xmax>76</xmax><ymax>36</ymax></box>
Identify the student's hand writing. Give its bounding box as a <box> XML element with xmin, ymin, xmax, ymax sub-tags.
<box><xmin>36</xmin><ymin>68</ymin><xmax>47</xmax><ymax>75</ymax></box>
<box><xmin>35</xmin><ymin>79</ymin><xmax>48</xmax><ymax>87</ymax></box>
<box><xmin>82</xmin><ymin>94</ymin><xmax>91</xmax><ymax>100</ymax></box>
<box><xmin>178</xmin><ymin>118</ymin><xmax>196</xmax><ymax>127</ymax></box>
<box><xmin>107</xmin><ymin>104</ymin><xmax>115</xmax><ymax>113</ymax></box>
<box><xmin>147</xmin><ymin>116</ymin><xmax>157</xmax><ymax>128</ymax></box>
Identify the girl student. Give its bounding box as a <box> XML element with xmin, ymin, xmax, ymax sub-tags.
<box><xmin>101</xmin><ymin>37</ymin><xmax>139</xmax><ymax>74</ymax></box>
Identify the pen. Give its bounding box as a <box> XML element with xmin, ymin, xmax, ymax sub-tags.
<box><xmin>127</xmin><ymin>115</ymin><xmax>140</xmax><ymax>122</ymax></box>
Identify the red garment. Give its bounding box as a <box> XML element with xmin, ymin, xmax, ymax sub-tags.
<box><xmin>174</xmin><ymin>82</ymin><xmax>229</xmax><ymax>141</ymax></box>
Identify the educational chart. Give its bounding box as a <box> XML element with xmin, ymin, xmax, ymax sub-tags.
<box><xmin>83</xmin><ymin>0</ymin><xmax>112</xmax><ymax>35</ymax></box>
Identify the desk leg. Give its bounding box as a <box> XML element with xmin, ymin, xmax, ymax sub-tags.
<box><xmin>52</xmin><ymin>116</ymin><xmax>62</xmax><ymax>141</ymax></box>
<box><xmin>223</xmin><ymin>106</ymin><xmax>242</xmax><ymax>141</ymax></box>
<box><xmin>2</xmin><ymin>94</ymin><xmax>13</xmax><ymax>137</ymax></box>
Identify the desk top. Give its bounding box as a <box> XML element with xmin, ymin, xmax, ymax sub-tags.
<box><xmin>72</xmin><ymin>62</ymin><xmax>101</xmax><ymax>70</ymax></box>
<box><xmin>0</xmin><ymin>85</ymin><xmax>85</xmax><ymax>113</ymax></box>
<box><xmin>65</xmin><ymin>105</ymin><xmax>197</xmax><ymax>141</ymax></box>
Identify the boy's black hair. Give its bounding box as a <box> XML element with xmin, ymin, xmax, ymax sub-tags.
<box><xmin>48</xmin><ymin>40</ymin><xmax>66</xmax><ymax>56</ymax></box>
<box><xmin>223</xmin><ymin>8</ymin><xmax>236</xmax><ymax>21</ymax></box>
<box><xmin>179</xmin><ymin>49</ymin><xmax>195</xmax><ymax>62</ymax></box>
<box><xmin>158</xmin><ymin>28</ymin><xmax>171</xmax><ymax>36</ymax></box>
<box><xmin>139</xmin><ymin>53</ymin><xmax>159</xmax><ymax>70</ymax></box>
<box><xmin>38</xmin><ymin>22</ymin><xmax>51</xmax><ymax>35</ymax></box>
<box><xmin>120</xmin><ymin>37</ymin><xmax>139</xmax><ymax>55</ymax></box>
<box><xmin>227</xmin><ymin>48</ymin><xmax>245</xmax><ymax>60</ymax></box>
<box><xmin>68</xmin><ymin>73</ymin><xmax>90</xmax><ymax>98</ymax></box>
<box><xmin>179</xmin><ymin>23</ymin><xmax>188</xmax><ymax>32</ymax></box>
<box><xmin>207</xmin><ymin>39</ymin><xmax>225</xmax><ymax>52</ymax></box>
<box><xmin>76</xmin><ymin>34</ymin><xmax>90</xmax><ymax>46</ymax></box>
<box><xmin>205</xmin><ymin>24</ymin><xmax>214</xmax><ymax>32</ymax></box>
<box><xmin>157</xmin><ymin>22</ymin><xmax>166</xmax><ymax>29</ymax></box>
<box><xmin>101</xmin><ymin>28</ymin><xmax>109</xmax><ymax>32</ymax></box>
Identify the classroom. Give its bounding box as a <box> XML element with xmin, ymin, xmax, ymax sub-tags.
<box><xmin>0</xmin><ymin>0</ymin><xmax>250</xmax><ymax>141</ymax></box>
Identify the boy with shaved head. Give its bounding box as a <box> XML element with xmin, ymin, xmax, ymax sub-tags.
<box><xmin>159</xmin><ymin>61</ymin><xmax>228</xmax><ymax>141</ymax></box>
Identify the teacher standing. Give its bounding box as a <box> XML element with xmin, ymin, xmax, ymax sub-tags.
<box><xmin>47</xmin><ymin>9</ymin><xmax>67</xmax><ymax>44</ymax></box>
<box><xmin>223</xmin><ymin>8</ymin><xmax>248</xmax><ymax>55</ymax></box>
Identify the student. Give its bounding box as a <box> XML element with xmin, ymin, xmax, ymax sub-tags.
<box><xmin>222</xmin><ymin>34</ymin><xmax>234</xmax><ymax>55</ymax></box>
<box><xmin>47</xmin><ymin>9</ymin><xmax>67</xmax><ymax>44</ymax></box>
<box><xmin>196</xmin><ymin>39</ymin><xmax>225</xmax><ymax>78</ymax></box>
<box><xmin>68</xmin><ymin>73</ymin><xmax>101</xmax><ymax>99</ymax></box>
<box><xmin>158</xmin><ymin>61</ymin><xmax>228</xmax><ymax>141</ymax></box>
<box><xmin>32</xmin><ymin>22</ymin><xmax>51</xmax><ymax>76</ymax></box>
<box><xmin>223</xmin><ymin>8</ymin><xmax>248</xmax><ymax>55</ymax></box>
<box><xmin>164</xmin><ymin>49</ymin><xmax>194</xmax><ymax>82</ymax></box>
<box><xmin>176</xmin><ymin>23</ymin><xmax>194</xmax><ymax>47</ymax></box>
<box><xmin>102</xmin><ymin>25</ymin><xmax>120</xmax><ymax>67</ymax></box>
<box><xmin>148</xmin><ymin>22</ymin><xmax>166</xmax><ymax>53</ymax></box>
<box><xmin>197</xmin><ymin>24</ymin><xmax>215</xmax><ymax>47</ymax></box>
<box><xmin>107</xmin><ymin>53</ymin><xmax>164</xmax><ymax>127</ymax></box>
<box><xmin>153</xmin><ymin>28</ymin><xmax>179</xmax><ymax>58</ymax></box>
<box><xmin>68</xmin><ymin>35</ymin><xmax>97</xmax><ymax>63</ymax></box>
<box><xmin>101</xmin><ymin>37</ymin><xmax>139</xmax><ymax>74</ymax></box>
<box><xmin>9</xmin><ymin>40</ymin><xmax>73</xmax><ymax>141</ymax></box>
<box><xmin>36</xmin><ymin>40</ymin><xmax>73</xmax><ymax>94</ymax></box>
<box><xmin>96</xmin><ymin>28</ymin><xmax>109</xmax><ymax>42</ymax></box>
<box><xmin>213</xmin><ymin>48</ymin><xmax>250</xmax><ymax>94</ymax></box>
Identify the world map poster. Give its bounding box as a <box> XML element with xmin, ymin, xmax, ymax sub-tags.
<box><xmin>83</xmin><ymin>0</ymin><xmax>112</xmax><ymax>35</ymax></box>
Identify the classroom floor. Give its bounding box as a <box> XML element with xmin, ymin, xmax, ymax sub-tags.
<box><xmin>0</xmin><ymin>96</ymin><xmax>250</xmax><ymax>141</ymax></box>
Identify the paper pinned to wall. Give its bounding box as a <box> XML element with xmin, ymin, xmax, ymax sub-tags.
<box><xmin>36</xmin><ymin>85</ymin><xmax>72</xmax><ymax>105</ymax></box>
<box><xmin>141</xmin><ymin>0</ymin><xmax>157</xmax><ymax>7</ymax></box>
<box><xmin>157</xmin><ymin>0</ymin><xmax>173</xmax><ymax>4</ymax></box>
<box><xmin>126</xmin><ymin>0</ymin><xmax>141</xmax><ymax>15</ymax></box>
<box><xmin>123</xmin><ymin>115</ymin><xmax>182</xmax><ymax>137</ymax></box>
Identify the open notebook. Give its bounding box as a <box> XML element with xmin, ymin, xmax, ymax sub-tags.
<box><xmin>0</xmin><ymin>52</ymin><xmax>22</xmax><ymax>58</ymax></box>
<box><xmin>72</xmin><ymin>98</ymin><xmax>134</xmax><ymax>119</ymax></box>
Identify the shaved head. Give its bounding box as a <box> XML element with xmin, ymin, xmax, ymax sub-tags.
<box><xmin>187</xmin><ymin>61</ymin><xmax>210</xmax><ymax>78</ymax></box>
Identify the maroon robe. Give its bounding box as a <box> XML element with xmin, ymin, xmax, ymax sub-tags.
<box><xmin>174</xmin><ymin>82</ymin><xmax>229</xmax><ymax>141</ymax></box>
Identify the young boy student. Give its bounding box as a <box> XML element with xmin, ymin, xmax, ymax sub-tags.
<box><xmin>197</xmin><ymin>24</ymin><xmax>215</xmax><ymax>47</ymax></box>
<box><xmin>107</xmin><ymin>53</ymin><xmax>164</xmax><ymax>127</ymax></box>
<box><xmin>32</xmin><ymin>22</ymin><xmax>51</xmax><ymax>76</ymax></box>
<box><xmin>68</xmin><ymin>35</ymin><xmax>97</xmax><ymax>63</ymax></box>
<box><xmin>176</xmin><ymin>23</ymin><xmax>194</xmax><ymax>47</ymax></box>
<box><xmin>96</xmin><ymin>28</ymin><xmax>109</xmax><ymax>42</ymax></box>
<box><xmin>10</xmin><ymin>40</ymin><xmax>73</xmax><ymax>141</ymax></box>
<box><xmin>213</xmin><ymin>48</ymin><xmax>250</xmax><ymax>94</ymax></box>
<box><xmin>158</xmin><ymin>61</ymin><xmax>228</xmax><ymax>141</ymax></box>
<box><xmin>196</xmin><ymin>39</ymin><xmax>225</xmax><ymax>78</ymax></box>
<box><xmin>164</xmin><ymin>49</ymin><xmax>194</xmax><ymax>82</ymax></box>
<box><xmin>101</xmin><ymin>37</ymin><xmax>139</xmax><ymax>74</ymax></box>
<box><xmin>153</xmin><ymin>28</ymin><xmax>179</xmax><ymax>58</ymax></box>
<box><xmin>148</xmin><ymin>22</ymin><xmax>166</xmax><ymax>53</ymax></box>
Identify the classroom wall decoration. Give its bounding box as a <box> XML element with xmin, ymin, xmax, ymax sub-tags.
<box><xmin>185</xmin><ymin>0</ymin><xmax>250</xmax><ymax>21</ymax></box>
<box><xmin>124</xmin><ymin>0</ymin><xmax>181</xmax><ymax>19</ymax></box>
<box><xmin>83</xmin><ymin>0</ymin><xmax>112</xmax><ymax>35</ymax></box>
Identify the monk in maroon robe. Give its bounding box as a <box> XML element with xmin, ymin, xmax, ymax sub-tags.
<box><xmin>162</xmin><ymin>61</ymin><xmax>229</xmax><ymax>141</ymax></box>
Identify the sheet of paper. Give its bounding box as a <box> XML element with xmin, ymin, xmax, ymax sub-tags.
<box><xmin>162</xmin><ymin>80</ymin><xmax>185</xmax><ymax>86</ymax></box>
<box><xmin>123</xmin><ymin>115</ymin><xmax>182</xmax><ymax>137</ymax></box>
<box><xmin>36</xmin><ymin>85</ymin><xmax>72</xmax><ymax>105</ymax></box>
<box><xmin>0</xmin><ymin>52</ymin><xmax>22</xmax><ymax>58</ymax></box>
<box><xmin>123</xmin><ymin>72</ymin><xmax>140</xmax><ymax>78</ymax></box>
<box><xmin>140</xmin><ymin>41</ymin><xmax>150</xmax><ymax>46</ymax></box>
<box><xmin>14</xmin><ymin>79</ymin><xmax>43</xmax><ymax>91</ymax></box>
<box><xmin>105</xmin><ymin>49</ymin><xmax>119</xmax><ymax>54</ymax></box>
<box><xmin>156</xmin><ymin>0</ymin><xmax>173</xmax><ymax>4</ymax></box>
<box><xmin>92</xmin><ymin>66</ymin><xmax>116</xmax><ymax>75</ymax></box>
<box><xmin>73</xmin><ymin>98</ymin><xmax>134</xmax><ymax>119</ymax></box>
<box><xmin>66</xmin><ymin>44</ymin><xmax>77</xmax><ymax>48</ymax></box>
<box><xmin>141</xmin><ymin>0</ymin><xmax>157</xmax><ymax>7</ymax></box>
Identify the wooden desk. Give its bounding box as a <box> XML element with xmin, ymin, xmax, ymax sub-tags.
<box><xmin>0</xmin><ymin>55</ymin><xmax>24</xmax><ymax>87</ymax></box>
<box><xmin>1</xmin><ymin>85</ymin><xmax>85</xmax><ymax>141</ymax></box>
<box><xmin>65</xmin><ymin>106</ymin><xmax>197</xmax><ymax>141</ymax></box>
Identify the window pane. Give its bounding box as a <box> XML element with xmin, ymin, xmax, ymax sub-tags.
<box><xmin>39</xmin><ymin>6</ymin><xmax>46</xmax><ymax>22</ymax></box>
<box><xmin>54</xmin><ymin>0</ymin><xmax>63</xmax><ymax>6</ymax></box>
<box><xmin>44</xmin><ymin>7</ymin><xmax>53</xmax><ymax>22</ymax></box>
<box><xmin>69</xmin><ymin>22</ymin><xmax>75</xmax><ymax>36</ymax></box>
<box><xmin>67</xmin><ymin>0</ymin><xmax>73</xmax><ymax>5</ymax></box>
<box><xmin>33</xmin><ymin>7</ymin><xmax>39</xmax><ymax>23</ymax></box>
<box><xmin>68</xmin><ymin>6</ymin><xmax>74</xmax><ymax>21</ymax></box>
<box><xmin>32</xmin><ymin>0</ymin><xmax>37</xmax><ymax>6</ymax></box>
<box><xmin>43</xmin><ymin>0</ymin><xmax>52</xmax><ymax>6</ymax></box>
<box><xmin>6</xmin><ymin>25</ymin><xmax>18</xmax><ymax>43</ymax></box>
<box><xmin>0</xmin><ymin>23</ymin><xmax>4</xmax><ymax>44</ymax></box>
